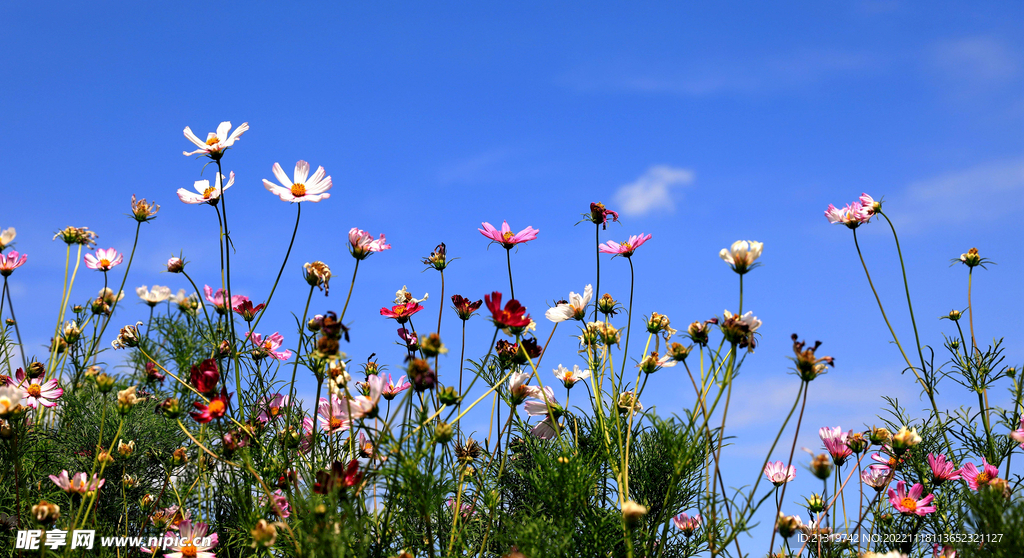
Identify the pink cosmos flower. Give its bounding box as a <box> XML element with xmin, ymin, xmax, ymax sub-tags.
<box><xmin>262</xmin><ymin>489</ymin><xmax>291</xmax><ymax>519</ymax></box>
<box><xmin>317</xmin><ymin>395</ymin><xmax>352</xmax><ymax>434</ymax></box>
<box><xmin>933</xmin><ymin>543</ymin><xmax>956</xmax><ymax>558</ymax></box>
<box><xmin>299</xmin><ymin>416</ymin><xmax>315</xmax><ymax>454</ymax></box>
<box><xmin>263</xmin><ymin>160</ymin><xmax>332</xmax><ymax>203</ymax></box>
<box><xmin>672</xmin><ymin>513</ymin><xmax>702</xmax><ymax>536</ymax></box>
<box><xmin>246</xmin><ymin>332</ymin><xmax>292</xmax><ymax>361</ymax></box>
<box><xmin>49</xmin><ymin>470</ymin><xmax>104</xmax><ymax>494</ymax></box>
<box><xmin>888</xmin><ymin>481</ymin><xmax>936</xmax><ymax>516</ymax></box>
<box><xmin>204</xmin><ymin>285</ymin><xmax>247</xmax><ymax>315</ymax></box>
<box><xmin>348</xmin><ymin>228</ymin><xmax>391</xmax><ymax>259</ymax></box>
<box><xmin>859</xmin><ymin>193</ymin><xmax>880</xmax><ymax>215</ymax></box>
<box><xmin>397</xmin><ymin>328</ymin><xmax>419</xmax><ymax>350</ymax></box>
<box><xmin>764</xmin><ymin>461</ymin><xmax>796</xmax><ymax>486</ymax></box>
<box><xmin>824</xmin><ymin>201</ymin><xmax>871</xmax><ymax>229</ymax></box>
<box><xmin>819</xmin><ymin>426</ymin><xmax>852</xmax><ymax>466</ymax></box>
<box><xmin>318</xmin><ymin>376</ymin><xmax>385</xmax><ymax>432</ymax></box>
<box><xmin>927</xmin><ymin>453</ymin><xmax>961</xmax><ymax>485</ymax></box>
<box><xmin>861</xmin><ymin>465</ymin><xmax>891</xmax><ymax>491</ymax></box>
<box><xmin>380</xmin><ymin>302</ymin><xmax>424</xmax><ymax>324</ymax></box>
<box><xmin>256</xmin><ymin>393</ymin><xmax>289</xmax><ymax>423</ymax></box>
<box><xmin>84</xmin><ymin>248</ymin><xmax>123</xmax><ymax>271</ymax></box>
<box><xmin>599</xmin><ymin>233</ymin><xmax>652</xmax><ymax>258</ymax></box>
<box><xmin>479</xmin><ymin>221</ymin><xmax>539</xmax><ymax>249</ymax></box>
<box><xmin>163</xmin><ymin>520</ymin><xmax>218</xmax><ymax>558</ymax></box>
<box><xmin>7</xmin><ymin>368</ymin><xmax>63</xmax><ymax>408</ymax></box>
<box><xmin>0</xmin><ymin>250</ymin><xmax>27</xmax><ymax>277</ymax></box>
<box><xmin>447</xmin><ymin>497</ymin><xmax>475</xmax><ymax>519</ymax></box>
<box><xmin>178</xmin><ymin>172</ymin><xmax>234</xmax><ymax>205</ymax></box>
<box><xmin>1011</xmin><ymin>418</ymin><xmax>1024</xmax><ymax>449</ymax></box>
<box><xmin>183</xmin><ymin>120</ymin><xmax>249</xmax><ymax>159</ymax></box>
<box><xmin>960</xmin><ymin>457</ymin><xmax>1000</xmax><ymax>491</ymax></box>
<box><xmin>870</xmin><ymin>446</ymin><xmax>899</xmax><ymax>469</ymax></box>
<box><xmin>381</xmin><ymin>374</ymin><xmax>411</xmax><ymax>401</ymax></box>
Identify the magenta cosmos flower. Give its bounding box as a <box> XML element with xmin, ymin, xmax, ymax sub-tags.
<box><xmin>599</xmin><ymin>233</ymin><xmax>651</xmax><ymax>258</ymax></box>
<box><xmin>246</xmin><ymin>332</ymin><xmax>292</xmax><ymax>361</ymax></box>
<box><xmin>0</xmin><ymin>250</ymin><xmax>26</xmax><ymax>277</ymax></box>
<box><xmin>927</xmin><ymin>453</ymin><xmax>961</xmax><ymax>486</ymax></box>
<box><xmin>479</xmin><ymin>221</ymin><xmax>539</xmax><ymax>249</ymax></box>
<box><xmin>1011</xmin><ymin>418</ymin><xmax>1024</xmax><ymax>449</ymax></box>
<box><xmin>183</xmin><ymin>120</ymin><xmax>249</xmax><ymax>159</ymax></box>
<box><xmin>888</xmin><ymin>481</ymin><xmax>936</xmax><ymax>516</ymax></box>
<box><xmin>672</xmin><ymin>512</ymin><xmax>702</xmax><ymax>536</ymax></box>
<box><xmin>819</xmin><ymin>426</ymin><xmax>853</xmax><ymax>466</ymax></box>
<box><xmin>380</xmin><ymin>302</ymin><xmax>424</xmax><ymax>324</ymax></box>
<box><xmin>764</xmin><ymin>461</ymin><xmax>796</xmax><ymax>486</ymax></box>
<box><xmin>163</xmin><ymin>520</ymin><xmax>218</xmax><ymax>558</ymax></box>
<box><xmin>263</xmin><ymin>160</ymin><xmax>332</xmax><ymax>203</ymax></box>
<box><xmin>178</xmin><ymin>172</ymin><xmax>234</xmax><ymax>205</ymax></box>
<box><xmin>824</xmin><ymin>199</ymin><xmax>872</xmax><ymax>229</ymax></box>
<box><xmin>7</xmin><ymin>368</ymin><xmax>63</xmax><ymax>408</ymax></box>
<box><xmin>256</xmin><ymin>393</ymin><xmax>289</xmax><ymax>423</ymax></box>
<box><xmin>960</xmin><ymin>457</ymin><xmax>1000</xmax><ymax>490</ymax></box>
<box><xmin>84</xmin><ymin>248</ymin><xmax>123</xmax><ymax>271</ymax></box>
<box><xmin>204</xmin><ymin>285</ymin><xmax>247</xmax><ymax>315</ymax></box>
<box><xmin>349</xmin><ymin>228</ymin><xmax>391</xmax><ymax>259</ymax></box>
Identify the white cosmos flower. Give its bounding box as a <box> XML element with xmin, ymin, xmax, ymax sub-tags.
<box><xmin>0</xmin><ymin>227</ymin><xmax>15</xmax><ymax>250</ymax></box>
<box><xmin>263</xmin><ymin>160</ymin><xmax>332</xmax><ymax>203</ymax></box>
<box><xmin>137</xmin><ymin>285</ymin><xmax>173</xmax><ymax>307</ymax></box>
<box><xmin>723</xmin><ymin>309</ymin><xmax>762</xmax><ymax>333</ymax></box>
<box><xmin>553</xmin><ymin>365</ymin><xmax>591</xmax><ymax>389</ymax></box>
<box><xmin>719</xmin><ymin>240</ymin><xmax>763</xmax><ymax>274</ymax></box>
<box><xmin>183</xmin><ymin>121</ymin><xmax>249</xmax><ymax>158</ymax></box>
<box><xmin>177</xmin><ymin>172</ymin><xmax>234</xmax><ymax>205</ymax></box>
<box><xmin>395</xmin><ymin>285</ymin><xmax>428</xmax><ymax>305</ymax></box>
<box><xmin>545</xmin><ymin>285</ymin><xmax>593</xmax><ymax>323</ymax></box>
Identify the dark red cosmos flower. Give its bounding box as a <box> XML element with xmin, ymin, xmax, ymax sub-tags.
<box><xmin>484</xmin><ymin>292</ymin><xmax>531</xmax><ymax>329</ymax></box>
<box><xmin>589</xmin><ymin>202</ymin><xmax>619</xmax><ymax>230</ymax></box>
<box><xmin>313</xmin><ymin>459</ymin><xmax>363</xmax><ymax>494</ymax></box>
<box><xmin>189</xmin><ymin>358</ymin><xmax>220</xmax><ymax>395</ymax></box>
<box><xmin>145</xmin><ymin>361</ymin><xmax>165</xmax><ymax>383</ymax></box>
<box><xmin>451</xmin><ymin>294</ymin><xmax>482</xmax><ymax>321</ymax></box>
<box><xmin>190</xmin><ymin>389</ymin><xmax>231</xmax><ymax>423</ymax></box>
<box><xmin>380</xmin><ymin>302</ymin><xmax>423</xmax><ymax>324</ymax></box>
<box><xmin>232</xmin><ymin>300</ymin><xmax>266</xmax><ymax>322</ymax></box>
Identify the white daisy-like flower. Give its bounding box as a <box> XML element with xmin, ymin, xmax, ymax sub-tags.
<box><xmin>545</xmin><ymin>285</ymin><xmax>592</xmax><ymax>323</ymax></box>
<box><xmin>183</xmin><ymin>121</ymin><xmax>249</xmax><ymax>159</ymax></box>
<box><xmin>394</xmin><ymin>285</ymin><xmax>428</xmax><ymax>305</ymax></box>
<box><xmin>263</xmin><ymin>161</ymin><xmax>332</xmax><ymax>203</ymax></box>
<box><xmin>553</xmin><ymin>364</ymin><xmax>591</xmax><ymax>389</ymax></box>
<box><xmin>0</xmin><ymin>227</ymin><xmax>15</xmax><ymax>250</ymax></box>
<box><xmin>177</xmin><ymin>172</ymin><xmax>235</xmax><ymax>205</ymax></box>
<box><xmin>719</xmin><ymin>240</ymin><xmax>763</xmax><ymax>274</ymax></box>
<box><xmin>137</xmin><ymin>285</ymin><xmax>173</xmax><ymax>307</ymax></box>
<box><xmin>164</xmin><ymin>520</ymin><xmax>218</xmax><ymax>558</ymax></box>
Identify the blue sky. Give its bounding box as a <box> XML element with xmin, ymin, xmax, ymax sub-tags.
<box><xmin>2</xmin><ymin>0</ymin><xmax>1022</xmax><ymax>549</ymax></box>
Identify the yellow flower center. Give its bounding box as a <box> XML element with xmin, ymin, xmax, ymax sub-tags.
<box><xmin>290</xmin><ymin>183</ymin><xmax>306</xmax><ymax>197</ymax></box>
<box><xmin>205</xmin><ymin>136</ymin><xmax>220</xmax><ymax>146</ymax></box>
<box><xmin>264</xmin><ymin>341</ymin><xmax>274</xmax><ymax>351</ymax></box>
<box><xmin>900</xmin><ymin>497</ymin><xmax>917</xmax><ymax>512</ymax></box>
<box><xmin>202</xmin><ymin>186</ymin><xmax>216</xmax><ymax>199</ymax></box>
<box><xmin>269</xmin><ymin>406</ymin><xmax>280</xmax><ymax>417</ymax></box>
<box><xmin>977</xmin><ymin>472</ymin><xmax>991</xmax><ymax>485</ymax></box>
<box><xmin>180</xmin><ymin>544</ymin><xmax>199</xmax><ymax>557</ymax></box>
<box><xmin>502</xmin><ymin>231</ymin><xmax>514</xmax><ymax>241</ymax></box>
<box><xmin>329</xmin><ymin>417</ymin><xmax>345</xmax><ymax>430</ymax></box>
<box><xmin>208</xmin><ymin>400</ymin><xmax>225</xmax><ymax>415</ymax></box>
<box><xmin>393</xmin><ymin>307</ymin><xmax>406</xmax><ymax>316</ymax></box>
<box><xmin>27</xmin><ymin>384</ymin><xmax>42</xmax><ymax>397</ymax></box>
<box><xmin>620</xmin><ymin>243</ymin><xmax>632</xmax><ymax>251</ymax></box>
<box><xmin>99</xmin><ymin>259</ymin><xmax>111</xmax><ymax>268</ymax></box>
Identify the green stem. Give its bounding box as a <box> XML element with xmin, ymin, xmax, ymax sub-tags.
<box><xmin>617</xmin><ymin>257</ymin><xmax>635</xmax><ymax>385</ymax></box>
<box><xmin>506</xmin><ymin>248</ymin><xmax>515</xmax><ymax>300</ymax></box>
<box><xmin>285</xmin><ymin>286</ymin><xmax>316</xmax><ymax>438</ymax></box>
<box><xmin>339</xmin><ymin>259</ymin><xmax>360</xmax><ymax>323</ymax></box>
<box><xmin>593</xmin><ymin>223</ymin><xmax>601</xmax><ymax>321</ymax></box>
<box><xmin>878</xmin><ymin>211</ymin><xmax>927</xmax><ymax>373</ymax></box>
<box><xmin>245</xmin><ymin>203</ymin><xmax>302</xmax><ymax>345</ymax></box>
<box><xmin>768</xmin><ymin>380</ymin><xmax>808</xmax><ymax>555</ymax></box>
<box><xmin>87</xmin><ymin>221</ymin><xmax>142</xmax><ymax>362</ymax></box>
<box><xmin>3</xmin><ymin>279</ymin><xmax>27</xmax><ymax>371</ymax></box>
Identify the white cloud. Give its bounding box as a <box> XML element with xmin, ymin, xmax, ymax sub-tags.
<box><xmin>931</xmin><ymin>37</ymin><xmax>1019</xmax><ymax>83</ymax></box>
<box><xmin>613</xmin><ymin>165</ymin><xmax>695</xmax><ymax>216</ymax></box>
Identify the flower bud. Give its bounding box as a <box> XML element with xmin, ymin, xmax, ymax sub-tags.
<box><xmin>868</xmin><ymin>426</ymin><xmax>891</xmax><ymax>446</ymax></box>
<box><xmin>122</xmin><ymin>474</ymin><xmax>137</xmax><ymax>488</ymax></box>
<box><xmin>597</xmin><ymin>293</ymin><xmax>618</xmax><ymax>315</ymax></box>
<box><xmin>891</xmin><ymin>426</ymin><xmax>921</xmax><ymax>454</ymax></box>
<box><xmin>278</xmin><ymin>426</ymin><xmax>301</xmax><ymax>449</ymax></box>
<box><xmin>950</xmin><ymin>339</ymin><xmax>961</xmax><ymax>350</ymax></box>
<box><xmin>811</xmin><ymin>454</ymin><xmax>833</xmax><ymax>480</ymax></box>
<box><xmin>167</xmin><ymin>257</ymin><xmax>185</xmax><ymax>273</ymax></box>
<box><xmin>434</xmin><ymin>421</ymin><xmax>454</xmax><ymax>445</ymax></box>
<box><xmin>776</xmin><ymin>513</ymin><xmax>802</xmax><ymax>539</ymax></box>
<box><xmin>111</xmin><ymin>322</ymin><xmax>144</xmax><ymax>349</ymax></box>
<box><xmin>251</xmin><ymin>519</ymin><xmax>278</xmax><ymax>548</ymax></box>
<box><xmin>668</xmin><ymin>342</ymin><xmax>692</xmax><ymax>362</ymax></box>
<box><xmin>438</xmin><ymin>386</ymin><xmax>462</xmax><ymax>406</ymax></box>
<box><xmin>27</xmin><ymin>361</ymin><xmax>46</xmax><ymax>378</ymax></box>
<box><xmin>307</xmin><ymin>316</ymin><xmax>323</xmax><ymax>332</ymax></box>
<box><xmin>845</xmin><ymin>432</ymin><xmax>869</xmax><ymax>454</ymax></box>
<box><xmin>63</xmin><ymin>321</ymin><xmax>82</xmax><ymax>344</ymax></box>
<box><xmin>946</xmin><ymin>309</ymin><xmax>962</xmax><ymax>321</ymax></box>
<box><xmin>622</xmin><ymin>500</ymin><xmax>648</xmax><ymax>527</ymax></box>
<box><xmin>116</xmin><ymin>385</ymin><xmax>140</xmax><ymax>414</ymax></box>
<box><xmin>95</xmin><ymin>373</ymin><xmax>116</xmax><ymax>393</ymax></box>
<box><xmin>71</xmin><ymin>305</ymin><xmax>84</xmax><ymax>314</ymax></box>
<box><xmin>32</xmin><ymin>501</ymin><xmax>61</xmax><ymax>525</ymax></box>
<box><xmin>140</xmin><ymin>493</ymin><xmax>156</xmax><ymax>510</ymax></box>
<box><xmin>172</xmin><ymin>447</ymin><xmax>188</xmax><ymax>467</ymax></box>
<box><xmin>806</xmin><ymin>493</ymin><xmax>825</xmax><ymax>513</ymax></box>
<box><xmin>959</xmin><ymin>247</ymin><xmax>982</xmax><ymax>267</ymax></box>
<box><xmin>97</xmin><ymin>449</ymin><xmax>115</xmax><ymax>465</ymax></box>
<box><xmin>420</xmin><ymin>333</ymin><xmax>447</xmax><ymax>357</ymax></box>
<box><xmin>118</xmin><ymin>439</ymin><xmax>136</xmax><ymax>458</ymax></box>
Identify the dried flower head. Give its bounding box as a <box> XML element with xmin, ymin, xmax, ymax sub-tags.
<box><xmin>791</xmin><ymin>335</ymin><xmax>834</xmax><ymax>382</ymax></box>
<box><xmin>53</xmin><ymin>226</ymin><xmax>98</xmax><ymax>247</ymax></box>
<box><xmin>130</xmin><ymin>194</ymin><xmax>160</xmax><ymax>222</ymax></box>
<box><xmin>111</xmin><ymin>322</ymin><xmax>144</xmax><ymax>349</ymax></box>
<box><xmin>303</xmin><ymin>261</ymin><xmax>332</xmax><ymax>294</ymax></box>
<box><xmin>423</xmin><ymin>242</ymin><xmax>452</xmax><ymax>271</ymax></box>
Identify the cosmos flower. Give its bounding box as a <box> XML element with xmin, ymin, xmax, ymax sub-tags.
<box><xmin>588</xmin><ymin>202</ymin><xmax>619</xmax><ymax>230</ymax></box>
<box><xmin>232</xmin><ymin>299</ymin><xmax>266</xmax><ymax>322</ymax></box>
<box><xmin>0</xmin><ymin>227</ymin><xmax>14</xmax><ymax>251</ymax></box>
<box><xmin>553</xmin><ymin>365</ymin><xmax>591</xmax><ymax>389</ymax></box>
<box><xmin>672</xmin><ymin>513</ymin><xmax>702</xmax><ymax>537</ymax></box>
<box><xmin>257</xmin><ymin>394</ymin><xmax>289</xmax><ymax>423</ymax></box>
<box><xmin>888</xmin><ymin>481</ymin><xmax>936</xmax><ymax>516</ymax></box>
<box><xmin>960</xmin><ymin>458</ymin><xmax>1000</xmax><ymax>491</ymax></box>
<box><xmin>190</xmin><ymin>390</ymin><xmax>231</xmax><ymax>423</ymax></box>
<box><xmin>7</xmin><ymin>368</ymin><xmax>63</xmax><ymax>409</ymax></box>
<box><xmin>545</xmin><ymin>285</ymin><xmax>592</xmax><ymax>323</ymax></box>
<box><xmin>48</xmin><ymin>471</ymin><xmax>104</xmax><ymax>494</ymax></box>
<box><xmin>178</xmin><ymin>172</ymin><xmax>234</xmax><ymax>205</ymax></box>
<box><xmin>451</xmin><ymin>295</ymin><xmax>483</xmax><ymax>320</ymax></box>
<box><xmin>380</xmin><ymin>302</ymin><xmax>424</xmax><ymax>324</ymax></box>
<box><xmin>381</xmin><ymin>374</ymin><xmax>411</xmax><ymax>401</ymax></box>
<box><xmin>824</xmin><ymin>201</ymin><xmax>872</xmax><ymax>229</ymax></box>
<box><xmin>927</xmin><ymin>453</ymin><xmax>961</xmax><ymax>486</ymax></box>
<box><xmin>189</xmin><ymin>359</ymin><xmax>220</xmax><ymax>396</ymax></box>
<box><xmin>203</xmin><ymin>285</ymin><xmax>247</xmax><ymax>315</ymax></box>
<box><xmin>485</xmin><ymin>291</ymin><xmax>531</xmax><ymax>329</ymax></box>
<box><xmin>479</xmin><ymin>221</ymin><xmax>539</xmax><ymax>249</ymax></box>
<box><xmin>507</xmin><ymin>372</ymin><xmax>534</xmax><ymax>406</ymax></box>
<box><xmin>183</xmin><ymin>120</ymin><xmax>249</xmax><ymax>159</ymax></box>
<box><xmin>524</xmin><ymin>386</ymin><xmax>564</xmax><ymax>439</ymax></box>
<box><xmin>317</xmin><ymin>395</ymin><xmax>352</xmax><ymax>434</ymax></box>
<box><xmin>348</xmin><ymin>228</ymin><xmax>391</xmax><ymax>259</ymax></box>
<box><xmin>246</xmin><ymin>332</ymin><xmax>292</xmax><ymax>361</ymax></box>
<box><xmin>1010</xmin><ymin>418</ymin><xmax>1024</xmax><ymax>449</ymax></box>
<box><xmin>163</xmin><ymin>520</ymin><xmax>218</xmax><ymax>558</ymax></box>
<box><xmin>599</xmin><ymin>233</ymin><xmax>651</xmax><ymax>258</ymax></box>
<box><xmin>719</xmin><ymin>240</ymin><xmax>763</xmax><ymax>274</ymax></box>
<box><xmin>137</xmin><ymin>285</ymin><xmax>173</xmax><ymax>307</ymax></box>
<box><xmin>263</xmin><ymin>160</ymin><xmax>332</xmax><ymax>203</ymax></box>
<box><xmin>0</xmin><ymin>251</ymin><xmax>26</xmax><ymax>276</ymax></box>
<box><xmin>861</xmin><ymin>465</ymin><xmax>891</xmax><ymax>491</ymax></box>
<box><xmin>819</xmin><ymin>426</ymin><xmax>852</xmax><ymax>466</ymax></box>
<box><xmin>84</xmin><ymin>248</ymin><xmax>123</xmax><ymax>271</ymax></box>
<box><xmin>764</xmin><ymin>461</ymin><xmax>796</xmax><ymax>486</ymax></box>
